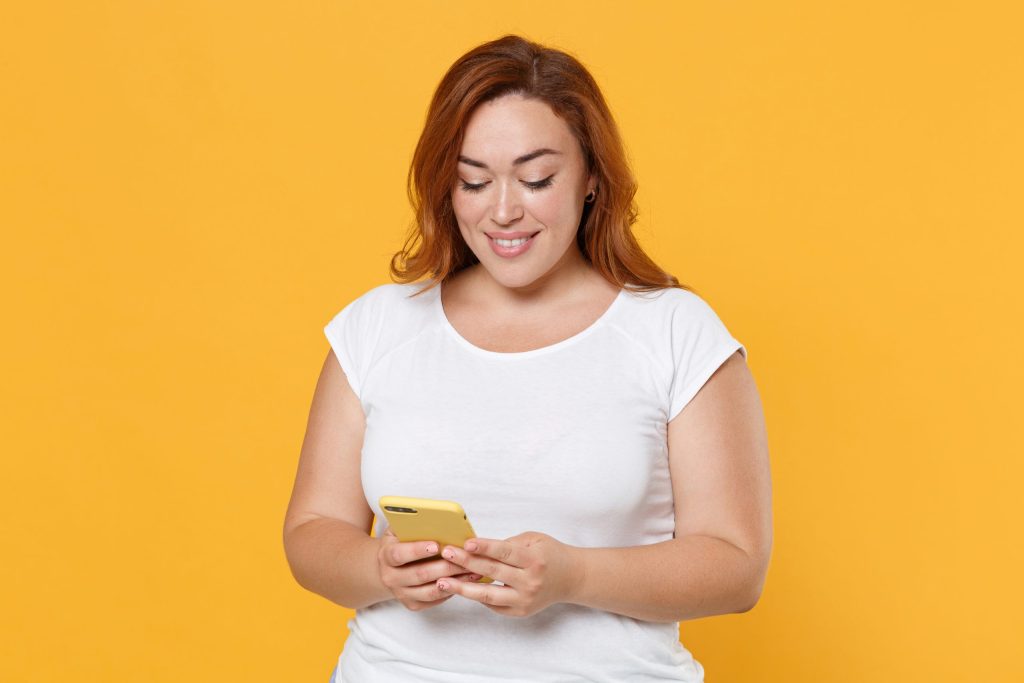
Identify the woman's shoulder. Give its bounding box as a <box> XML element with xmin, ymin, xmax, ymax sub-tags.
<box><xmin>323</xmin><ymin>281</ymin><xmax>439</xmax><ymax>373</ymax></box>
<box><xmin>618</xmin><ymin>284</ymin><xmax>713</xmax><ymax>320</ymax></box>
<box><xmin>324</xmin><ymin>281</ymin><xmax>440</xmax><ymax>354</ymax></box>
<box><xmin>614</xmin><ymin>285</ymin><xmax>737</xmax><ymax>353</ymax></box>
<box><xmin>330</xmin><ymin>281</ymin><xmax>437</xmax><ymax>317</ymax></box>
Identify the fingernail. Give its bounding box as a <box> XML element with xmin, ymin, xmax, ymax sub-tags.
<box><xmin>426</xmin><ymin>544</ymin><xmax>438</xmax><ymax>554</ymax></box>
<box><xmin>465</xmin><ymin>541</ymin><xmax>478</xmax><ymax>552</ymax></box>
<box><xmin>443</xmin><ymin>549</ymin><xmax>455</xmax><ymax>560</ymax></box>
<box><xmin>438</xmin><ymin>582</ymin><xmax>449</xmax><ymax>591</ymax></box>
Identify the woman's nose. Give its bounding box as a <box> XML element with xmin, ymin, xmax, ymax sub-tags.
<box><xmin>490</xmin><ymin>182</ymin><xmax>524</xmax><ymax>225</ymax></box>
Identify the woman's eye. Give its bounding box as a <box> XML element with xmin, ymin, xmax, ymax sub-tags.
<box><xmin>459</xmin><ymin>181</ymin><xmax>487</xmax><ymax>193</ymax></box>
<box><xmin>458</xmin><ymin>175</ymin><xmax>555</xmax><ymax>194</ymax></box>
<box><xmin>524</xmin><ymin>176</ymin><xmax>555</xmax><ymax>192</ymax></box>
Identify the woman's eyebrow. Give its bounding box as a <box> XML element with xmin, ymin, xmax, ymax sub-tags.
<box><xmin>457</xmin><ymin>148</ymin><xmax>562</xmax><ymax>170</ymax></box>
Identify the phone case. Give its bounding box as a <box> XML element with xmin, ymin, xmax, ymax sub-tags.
<box><xmin>378</xmin><ymin>495</ymin><xmax>493</xmax><ymax>583</ymax></box>
<box><xmin>379</xmin><ymin>495</ymin><xmax>478</xmax><ymax>546</ymax></box>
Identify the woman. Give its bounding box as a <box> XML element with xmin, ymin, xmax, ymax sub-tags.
<box><xmin>284</xmin><ymin>34</ymin><xmax>772</xmax><ymax>682</ymax></box>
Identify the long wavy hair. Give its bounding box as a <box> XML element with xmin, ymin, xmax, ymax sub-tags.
<box><xmin>390</xmin><ymin>34</ymin><xmax>690</xmax><ymax>297</ymax></box>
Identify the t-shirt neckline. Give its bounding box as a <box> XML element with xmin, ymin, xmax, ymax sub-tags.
<box><xmin>434</xmin><ymin>284</ymin><xmax>626</xmax><ymax>360</ymax></box>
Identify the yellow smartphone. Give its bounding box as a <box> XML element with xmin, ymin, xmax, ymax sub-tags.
<box><xmin>378</xmin><ymin>496</ymin><xmax>493</xmax><ymax>583</ymax></box>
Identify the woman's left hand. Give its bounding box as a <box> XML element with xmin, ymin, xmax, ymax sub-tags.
<box><xmin>436</xmin><ymin>531</ymin><xmax>582</xmax><ymax>617</ymax></box>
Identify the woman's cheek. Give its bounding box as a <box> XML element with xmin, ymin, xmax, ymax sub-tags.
<box><xmin>528</xmin><ymin>193</ymin><xmax>561</xmax><ymax>221</ymax></box>
<box><xmin>549</xmin><ymin>194</ymin><xmax>581</xmax><ymax>228</ymax></box>
<box><xmin>453</xmin><ymin>195</ymin><xmax>485</xmax><ymax>223</ymax></box>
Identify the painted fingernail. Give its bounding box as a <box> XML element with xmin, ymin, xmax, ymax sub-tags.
<box><xmin>443</xmin><ymin>549</ymin><xmax>455</xmax><ymax>560</ymax></box>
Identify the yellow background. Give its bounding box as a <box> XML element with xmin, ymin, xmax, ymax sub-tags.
<box><xmin>2</xmin><ymin>2</ymin><xmax>1021</xmax><ymax>681</ymax></box>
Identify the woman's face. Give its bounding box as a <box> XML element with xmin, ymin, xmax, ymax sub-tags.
<box><xmin>451</xmin><ymin>93</ymin><xmax>596</xmax><ymax>293</ymax></box>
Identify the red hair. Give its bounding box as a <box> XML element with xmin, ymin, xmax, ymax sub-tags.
<box><xmin>389</xmin><ymin>34</ymin><xmax>691</xmax><ymax>296</ymax></box>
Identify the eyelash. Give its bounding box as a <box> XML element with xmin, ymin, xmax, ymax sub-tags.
<box><xmin>459</xmin><ymin>176</ymin><xmax>555</xmax><ymax>193</ymax></box>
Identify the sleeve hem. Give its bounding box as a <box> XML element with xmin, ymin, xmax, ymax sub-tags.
<box><xmin>324</xmin><ymin>324</ymin><xmax>361</xmax><ymax>399</ymax></box>
<box><xmin>667</xmin><ymin>341</ymin><xmax>746</xmax><ymax>423</ymax></box>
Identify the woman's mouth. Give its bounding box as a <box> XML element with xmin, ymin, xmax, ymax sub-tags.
<box><xmin>488</xmin><ymin>232</ymin><xmax>539</xmax><ymax>258</ymax></box>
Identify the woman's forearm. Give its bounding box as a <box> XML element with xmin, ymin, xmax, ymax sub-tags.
<box><xmin>566</xmin><ymin>534</ymin><xmax>764</xmax><ymax>623</ymax></box>
<box><xmin>283</xmin><ymin>517</ymin><xmax>392</xmax><ymax>609</ymax></box>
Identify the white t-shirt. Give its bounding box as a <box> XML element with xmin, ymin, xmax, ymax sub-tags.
<box><xmin>323</xmin><ymin>280</ymin><xmax>747</xmax><ymax>682</ymax></box>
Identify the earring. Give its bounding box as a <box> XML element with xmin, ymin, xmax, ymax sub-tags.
<box><xmin>585</xmin><ymin>190</ymin><xmax>596</xmax><ymax>203</ymax></box>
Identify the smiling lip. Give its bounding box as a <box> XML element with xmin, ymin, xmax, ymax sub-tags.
<box><xmin>487</xmin><ymin>231</ymin><xmax>539</xmax><ymax>258</ymax></box>
<box><xmin>485</xmin><ymin>231</ymin><xmax>540</xmax><ymax>240</ymax></box>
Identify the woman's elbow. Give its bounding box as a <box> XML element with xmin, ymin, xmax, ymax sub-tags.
<box><xmin>737</xmin><ymin>587</ymin><xmax>764</xmax><ymax>613</ymax></box>
<box><xmin>737</xmin><ymin>548</ymin><xmax>772</xmax><ymax>613</ymax></box>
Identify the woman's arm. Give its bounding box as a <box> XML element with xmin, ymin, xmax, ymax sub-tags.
<box><xmin>282</xmin><ymin>350</ymin><xmax>392</xmax><ymax>610</ymax></box>
<box><xmin>571</xmin><ymin>350</ymin><xmax>772</xmax><ymax>622</ymax></box>
<box><xmin>438</xmin><ymin>351</ymin><xmax>772</xmax><ymax>623</ymax></box>
<box><xmin>566</xmin><ymin>533</ymin><xmax>763</xmax><ymax>623</ymax></box>
<box><xmin>285</xmin><ymin>517</ymin><xmax>392</xmax><ymax>610</ymax></box>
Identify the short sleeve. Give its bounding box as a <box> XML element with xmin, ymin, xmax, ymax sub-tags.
<box><xmin>667</xmin><ymin>293</ymin><xmax>747</xmax><ymax>422</ymax></box>
<box><xmin>323</xmin><ymin>287</ymin><xmax>386</xmax><ymax>400</ymax></box>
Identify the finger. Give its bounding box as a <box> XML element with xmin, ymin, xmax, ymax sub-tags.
<box><xmin>402</xmin><ymin>558</ymin><xmax>476</xmax><ymax>587</ymax></box>
<box><xmin>437</xmin><ymin>576</ymin><xmax>516</xmax><ymax>607</ymax></box>
<box><xmin>459</xmin><ymin>537</ymin><xmax>529</xmax><ymax>569</ymax></box>
<box><xmin>407</xmin><ymin>577</ymin><xmax>458</xmax><ymax>603</ymax></box>
<box><xmin>440</xmin><ymin>545</ymin><xmax>515</xmax><ymax>584</ymax></box>
<box><xmin>418</xmin><ymin>594</ymin><xmax>454</xmax><ymax>608</ymax></box>
<box><xmin>384</xmin><ymin>539</ymin><xmax>441</xmax><ymax>568</ymax></box>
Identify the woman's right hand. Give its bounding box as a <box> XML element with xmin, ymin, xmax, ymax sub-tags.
<box><xmin>377</xmin><ymin>526</ymin><xmax>481</xmax><ymax>611</ymax></box>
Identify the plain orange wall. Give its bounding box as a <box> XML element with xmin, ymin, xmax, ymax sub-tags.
<box><xmin>2</xmin><ymin>2</ymin><xmax>1022</xmax><ymax>681</ymax></box>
